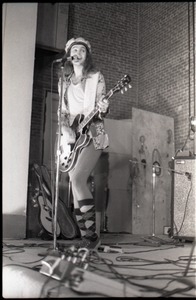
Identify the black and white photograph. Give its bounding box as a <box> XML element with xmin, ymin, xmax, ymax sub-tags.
<box><xmin>3</xmin><ymin>2</ymin><xmax>196</xmax><ymax>298</ymax></box>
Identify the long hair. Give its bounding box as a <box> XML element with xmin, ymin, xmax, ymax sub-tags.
<box><xmin>60</xmin><ymin>46</ymin><xmax>97</xmax><ymax>78</ymax></box>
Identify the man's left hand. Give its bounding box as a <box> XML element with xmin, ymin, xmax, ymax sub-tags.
<box><xmin>97</xmin><ymin>97</ymin><xmax>109</xmax><ymax>113</ymax></box>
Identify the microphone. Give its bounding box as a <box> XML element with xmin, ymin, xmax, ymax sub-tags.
<box><xmin>53</xmin><ymin>54</ymin><xmax>73</xmax><ymax>63</ymax></box>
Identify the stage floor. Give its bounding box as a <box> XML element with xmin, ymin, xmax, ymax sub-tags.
<box><xmin>3</xmin><ymin>233</ymin><xmax>196</xmax><ymax>298</ymax></box>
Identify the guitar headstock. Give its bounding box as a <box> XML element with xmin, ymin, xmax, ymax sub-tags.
<box><xmin>112</xmin><ymin>74</ymin><xmax>132</xmax><ymax>95</ymax></box>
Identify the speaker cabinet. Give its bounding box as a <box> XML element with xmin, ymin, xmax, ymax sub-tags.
<box><xmin>171</xmin><ymin>157</ymin><xmax>196</xmax><ymax>240</ymax></box>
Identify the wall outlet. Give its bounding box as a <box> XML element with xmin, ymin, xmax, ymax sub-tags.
<box><xmin>163</xmin><ymin>226</ymin><xmax>171</xmax><ymax>235</ymax></box>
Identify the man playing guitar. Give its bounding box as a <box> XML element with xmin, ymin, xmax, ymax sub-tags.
<box><xmin>57</xmin><ymin>37</ymin><xmax>109</xmax><ymax>250</ymax></box>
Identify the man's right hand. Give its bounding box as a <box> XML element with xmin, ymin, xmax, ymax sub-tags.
<box><xmin>61</xmin><ymin>125</ymin><xmax>76</xmax><ymax>144</ymax></box>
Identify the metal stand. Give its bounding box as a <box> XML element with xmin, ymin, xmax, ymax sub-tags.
<box><xmin>146</xmin><ymin>162</ymin><xmax>163</xmax><ymax>246</ymax></box>
<box><xmin>37</xmin><ymin>64</ymin><xmax>65</xmax><ymax>257</ymax></box>
<box><xmin>128</xmin><ymin>159</ymin><xmax>162</xmax><ymax>246</ymax></box>
<box><xmin>52</xmin><ymin>63</ymin><xmax>65</xmax><ymax>252</ymax></box>
<box><xmin>152</xmin><ymin>165</ymin><xmax>156</xmax><ymax>237</ymax></box>
<box><xmin>128</xmin><ymin>158</ymin><xmax>192</xmax><ymax>247</ymax></box>
<box><xmin>142</xmin><ymin>164</ymin><xmax>161</xmax><ymax>247</ymax></box>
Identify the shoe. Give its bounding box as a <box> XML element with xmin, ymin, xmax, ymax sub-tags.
<box><xmin>75</xmin><ymin>237</ymin><xmax>101</xmax><ymax>250</ymax></box>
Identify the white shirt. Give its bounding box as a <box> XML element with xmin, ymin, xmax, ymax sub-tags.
<box><xmin>67</xmin><ymin>81</ymin><xmax>85</xmax><ymax>125</ymax></box>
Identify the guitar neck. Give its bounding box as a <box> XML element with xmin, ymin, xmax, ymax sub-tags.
<box><xmin>77</xmin><ymin>90</ymin><xmax>113</xmax><ymax>133</ymax></box>
<box><xmin>75</xmin><ymin>74</ymin><xmax>131</xmax><ymax>133</ymax></box>
<box><xmin>77</xmin><ymin>107</ymin><xmax>99</xmax><ymax>133</ymax></box>
<box><xmin>34</xmin><ymin>165</ymin><xmax>48</xmax><ymax>206</ymax></box>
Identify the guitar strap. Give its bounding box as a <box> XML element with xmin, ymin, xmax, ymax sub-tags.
<box><xmin>83</xmin><ymin>72</ymin><xmax>100</xmax><ymax>117</ymax></box>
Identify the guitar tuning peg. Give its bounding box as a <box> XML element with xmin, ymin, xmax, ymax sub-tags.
<box><xmin>125</xmin><ymin>87</ymin><xmax>127</xmax><ymax>92</ymax></box>
<box><xmin>129</xmin><ymin>84</ymin><xmax>132</xmax><ymax>88</ymax></box>
<box><xmin>121</xmin><ymin>89</ymin><xmax>124</xmax><ymax>94</ymax></box>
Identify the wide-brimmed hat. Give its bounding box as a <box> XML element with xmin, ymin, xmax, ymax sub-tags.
<box><xmin>65</xmin><ymin>37</ymin><xmax>91</xmax><ymax>53</ymax></box>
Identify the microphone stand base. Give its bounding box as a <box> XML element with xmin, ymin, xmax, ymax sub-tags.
<box><xmin>38</xmin><ymin>247</ymin><xmax>62</xmax><ymax>257</ymax></box>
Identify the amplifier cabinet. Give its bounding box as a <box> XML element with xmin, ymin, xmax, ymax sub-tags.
<box><xmin>171</xmin><ymin>157</ymin><xmax>196</xmax><ymax>240</ymax></box>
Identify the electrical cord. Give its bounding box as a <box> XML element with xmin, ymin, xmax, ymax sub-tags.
<box><xmin>173</xmin><ymin>178</ymin><xmax>193</xmax><ymax>236</ymax></box>
<box><xmin>3</xmin><ymin>241</ymin><xmax>196</xmax><ymax>297</ymax></box>
<box><xmin>89</xmin><ymin>250</ymin><xmax>195</xmax><ymax>292</ymax></box>
<box><xmin>173</xmin><ymin>125</ymin><xmax>193</xmax><ymax>159</ymax></box>
<box><xmin>88</xmin><ymin>251</ymin><xmax>195</xmax><ymax>297</ymax></box>
<box><xmin>2</xmin><ymin>242</ymin><xmax>52</xmax><ymax>266</ymax></box>
<box><xmin>117</xmin><ymin>245</ymin><xmax>180</xmax><ymax>254</ymax></box>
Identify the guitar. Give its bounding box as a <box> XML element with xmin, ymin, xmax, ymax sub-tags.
<box><xmin>59</xmin><ymin>74</ymin><xmax>132</xmax><ymax>173</ymax></box>
<box><xmin>33</xmin><ymin>164</ymin><xmax>61</xmax><ymax>237</ymax></box>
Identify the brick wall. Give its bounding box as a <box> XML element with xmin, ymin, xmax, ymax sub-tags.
<box><xmin>29</xmin><ymin>3</ymin><xmax>138</xmax><ymax>164</ymax></box>
<box><xmin>29</xmin><ymin>2</ymin><xmax>195</xmax><ymax>164</ymax></box>
<box><xmin>29</xmin><ymin>48</ymin><xmax>59</xmax><ymax>164</ymax></box>
<box><xmin>138</xmin><ymin>2</ymin><xmax>195</xmax><ymax>153</ymax></box>
<box><xmin>67</xmin><ymin>2</ymin><xmax>139</xmax><ymax>118</ymax></box>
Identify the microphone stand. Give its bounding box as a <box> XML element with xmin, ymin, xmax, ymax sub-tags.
<box><xmin>38</xmin><ymin>62</ymin><xmax>65</xmax><ymax>257</ymax></box>
<box><xmin>129</xmin><ymin>159</ymin><xmax>170</xmax><ymax>246</ymax></box>
<box><xmin>52</xmin><ymin>62</ymin><xmax>65</xmax><ymax>253</ymax></box>
<box><xmin>129</xmin><ymin>159</ymin><xmax>185</xmax><ymax>175</ymax></box>
<box><xmin>152</xmin><ymin>164</ymin><xmax>156</xmax><ymax>237</ymax></box>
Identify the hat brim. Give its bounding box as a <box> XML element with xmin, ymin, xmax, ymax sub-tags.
<box><xmin>66</xmin><ymin>41</ymin><xmax>91</xmax><ymax>53</ymax></box>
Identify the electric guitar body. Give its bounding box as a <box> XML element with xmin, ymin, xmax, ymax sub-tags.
<box><xmin>31</xmin><ymin>163</ymin><xmax>79</xmax><ymax>239</ymax></box>
<box><xmin>59</xmin><ymin>114</ymin><xmax>91</xmax><ymax>173</ymax></box>
<box><xmin>58</xmin><ymin>74</ymin><xmax>132</xmax><ymax>173</ymax></box>
<box><xmin>37</xmin><ymin>194</ymin><xmax>61</xmax><ymax>236</ymax></box>
<box><xmin>32</xmin><ymin>164</ymin><xmax>61</xmax><ymax>237</ymax></box>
